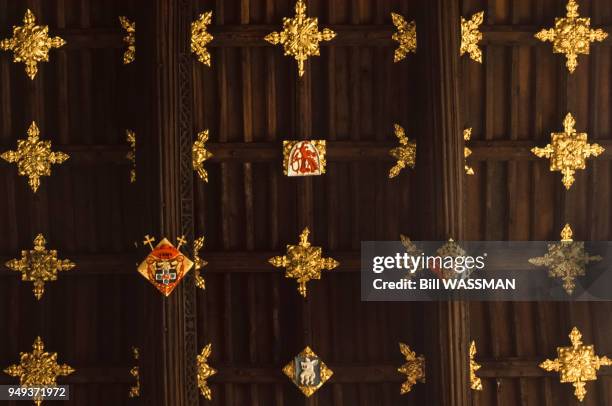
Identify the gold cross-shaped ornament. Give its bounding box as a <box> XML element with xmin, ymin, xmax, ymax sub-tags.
<box><xmin>269</xmin><ymin>227</ymin><xmax>338</xmax><ymax>297</ymax></box>
<box><xmin>0</xmin><ymin>9</ymin><xmax>66</xmax><ymax>79</ymax></box>
<box><xmin>532</xmin><ymin>113</ymin><xmax>604</xmax><ymax>189</ymax></box>
<box><xmin>1</xmin><ymin>121</ymin><xmax>69</xmax><ymax>193</ymax></box>
<box><xmin>535</xmin><ymin>0</ymin><xmax>608</xmax><ymax>73</ymax></box>
<box><xmin>265</xmin><ymin>0</ymin><xmax>336</xmax><ymax>77</ymax></box>
<box><xmin>540</xmin><ymin>327</ymin><xmax>612</xmax><ymax>401</ymax></box>
<box><xmin>4</xmin><ymin>337</ymin><xmax>74</xmax><ymax>406</ymax></box>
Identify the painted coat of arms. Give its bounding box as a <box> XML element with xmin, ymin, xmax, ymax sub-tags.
<box><xmin>137</xmin><ymin>236</ymin><xmax>194</xmax><ymax>297</ymax></box>
<box><xmin>283</xmin><ymin>346</ymin><xmax>333</xmax><ymax>397</ymax></box>
<box><xmin>283</xmin><ymin>140</ymin><xmax>326</xmax><ymax>176</ymax></box>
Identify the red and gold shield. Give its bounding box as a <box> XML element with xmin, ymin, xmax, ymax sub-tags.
<box><xmin>137</xmin><ymin>238</ymin><xmax>194</xmax><ymax>296</ymax></box>
<box><xmin>283</xmin><ymin>140</ymin><xmax>327</xmax><ymax>176</ymax></box>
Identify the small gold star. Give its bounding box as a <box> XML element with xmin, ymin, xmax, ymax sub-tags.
<box><xmin>4</xmin><ymin>337</ymin><xmax>74</xmax><ymax>406</ymax></box>
<box><xmin>529</xmin><ymin>224</ymin><xmax>601</xmax><ymax>295</ymax></box>
<box><xmin>460</xmin><ymin>11</ymin><xmax>484</xmax><ymax>63</ymax></box>
<box><xmin>464</xmin><ymin>128</ymin><xmax>475</xmax><ymax>175</ymax></box>
<box><xmin>532</xmin><ymin>113</ymin><xmax>604</xmax><ymax>189</ymax></box>
<box><xmin>391</xmin><ymin>13</ymin><xmax>417</xmax><ymax>63</ymax></box>
<box><xmin>118</xmin><ymin>16</ymin><xmax>135</xmax><ymax>64</ymax></box>
<box><xmin>6</xmin><ymin>234</ymin><xmax>75</xmax><ymax>300</ymax></box>
<box><xmin>269</xmin><ymin>228</ymin><xmax>339</xmax><ymax>297</ymax></box>
<box><xmin>469</xmin><ymin>341</ymin><xmax>483</xmax><ymax>391</ymax></box>
<box><xmin>191</xmin><ymin>12</ymin><xmax>214</xmax><ymax>66</ymax></box>
<box><xmin>397</xmin><ymin>343</ymin><xmax>425</xmax><ymax>394</ymax></box>
<box><xmin>540</xmin><ymin>327</ymin><xmax>612</xmax><ymax>401</ymax></box>
<box><xmin>192</xmin><ymin>129</ymin><xmax>213</xmax><ymax>182</ymax></box>
<box><xmin>535</xmin><ymin>0</ymin><xmax>608</xmax><ymax>73</ymax></box>
<box><xmin>0</xmin><ymin>9</ymin><xmax>66</xmax><ymax>79</ymax></box>
<box><xmin>1</xmin><ymin>121</ymin><xmax>69</xmax><ymax>193</ymax></box>
<box><xmin>265</xmin><ymin>0</ymin><xmax>336</xmax><ymax>77</ymax></box>
<box><xmin>197</xmin><ymin>343</ymin><xmax>217</xmax><ymax>400</ymax></box>
<box><xmin>388</xmin><ymin>124</ymin><xmax>417</xmax><ymax>178</ymax></box>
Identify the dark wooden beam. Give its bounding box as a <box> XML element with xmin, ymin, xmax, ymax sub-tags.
<box><xmin>416</xmin><ymin>0</ymin><xmax>470</xmax><ymax>405</ymax></box>
<box><xmin>1</xmin><ymin>24</ymin><xmax>610</xmax><ymax>51</ymax></box>
<box><xmin>23</xmin><ymin>140</ymin><xmax>611</xmax><ymax>166</ymax></box>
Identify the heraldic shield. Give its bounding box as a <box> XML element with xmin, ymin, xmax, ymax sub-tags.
<box><xmin>137</xmin><ymin>237</ymin><xmax>194</xmax><ymax>296</ymax></box>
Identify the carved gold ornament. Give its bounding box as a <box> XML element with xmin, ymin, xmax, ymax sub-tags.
<box><xmin>197</xmin><ymin>343</ymin><xmax>217</xmax><ymax>400</ymax></box>
<box><xmin>529</xmin><ymin>224</ymin><xmax>601</xmax><ymax>295</ymax></box>
<box><xmin>193</xmin><ymin>236</ymin><xmax>208</xmax><ymax>290</ymax></box>
<box><xmin>388</xmin><ymin>124</ymin><xmax>416</xmax><ymax>178</ymax></box>
<box><xmin>192</xmin><ymin>129</ymin><xmax>213</xmax><ymax>182</ymax></box>
<box><xmin>1</xmin><ymin>121</ymin><xmax>69</xmax><ymax>193</ymax></box>
<box><xmin>391</xmin><ymin>13</ymin><xmax>417</xmax><ymax>63</ymax></box>
<box><xmin>126</xmin><ymin>129</ymin><xmax>136</xmax><ymax>183</ymax></box>
<box><xmin>5</xmin><ymin>234</ymin><xmax>75</xmax><ymax>300</ymax></box>
<box><xmin>269</xmin><ymin>227</ymin><xmax>339</xmax><ymax>297</ymax></box>
<box><xmin>535</xmin><ymin>0</ymin><xmax>608</xmax><ymax>73</ymax></box>
<box><xmin>0</xmin><ymin>9</ymin><xmax>65</xmax><ymax>80</ymax></box>
<box><xmin>265</xmin><ymin>0</ymin><xmax>336</xmax><ymax>77</ymax></box>
<box><xmin>283</xmin><ymin>140</ymin><xmax>326</xmax><ymax>176</ymax></box>
<box><xmin>532</xmin><ymin>113</ymin><xmax>604</xmax><ymax>189</ymax></box>
<box><xmin>540</xmin><ymin>327</ymin><xmax>611</xmax><ymax>402</ymax></box>
<box><xmin>129</xmin><ymin>347</ymin><xmax>140</xmax><ymax>398</ymax></box>
<box><xmin>469</xmin><ymin>341</ymin><xmax>483</xmax><ymax>391</ymax></box>
<box><xmin>460</xmin><ymin>11</ymin><xmax>484</xmax><ymax>63</ymax></box>
<box><xmin>4</xmin><ymin>337</ymin><xmax>74</xmax><ymax>406</ymax></box>
<box><xmin>191</xmin><ymin>12</ymin><xmax>214</xmax><ymax>66</ymax></box>
<box><xmin>464</xmin><ymin>128</ymin><xmax>475</xmax><ymax>175</ymax></box>
<box><xmin>397</xmin><ymin>343</ymin><xmax>425</xmax><ymax>395</ymax></box>
<box><xmin>283</xmin><ymin>346</ymin><xmax>333</xmax><ymax>397</ymax></box>
<box><xmin>119</xmin><ymin>16</ymin><xmax>135</xmax><ymax>65</ymax></box>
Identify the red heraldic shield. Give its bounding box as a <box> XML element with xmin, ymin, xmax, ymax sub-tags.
<box><xmin>137</xmin><ymin>238</ymin><xmax>194</xmax><ymax>296</ymax></box>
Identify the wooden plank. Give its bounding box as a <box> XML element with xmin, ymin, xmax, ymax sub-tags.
<box><xmin>4</xmin><ymin>140</ymin><xmax>611</xmax><ymax>166</ymax></box>
<box><xmin>0</xmin><ymin>25</ymin><xmax>610</xmax><ymax>50</ymax></box>
<box><xmin>205</xmin><ymin>25</ymin><xmax>612</xmax><ymax>47</ymax></box>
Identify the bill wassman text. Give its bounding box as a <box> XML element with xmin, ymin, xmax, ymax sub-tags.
<box><xmin>373</xmin><ymin>278</ymin><xmax>517</xmax><ymax>290</ymax></box>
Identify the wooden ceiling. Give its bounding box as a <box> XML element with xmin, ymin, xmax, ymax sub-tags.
<box><xmin>0</xmin><ymin>0</ymin><xmax>610</xmax><ymax>405</ymax></box>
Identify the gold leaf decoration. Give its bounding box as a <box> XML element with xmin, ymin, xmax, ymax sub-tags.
<box><xmin>197</xmin><ymin>343</ymin><xmax>217</xmax><ymax>400</ymax></box>
<box><xmin>388</xmin><ymin>124</ymin><xmax>417</xmax><ymax>178</ymax></box>
<box><xmin>193</xmin><ymin>236</ymin><xmax>208</xmax><ymax>290</ymax></box>
<box><xmin>126</xmin><ymin>129</ymin><xmax>136</xmax><ymax>183</ymax></box>
<box><xmin>0</xmin><ymin>9</ymin><xmax>65</xmax><ymax>79</ymax></box>
<box><xmin>535</xmin><ymin>0</ymin><xmax>608</xmax><ymax>73</ymax></box>
<box><xmin>191</xmin><ymin>12</ymin><xmax>214</xmax><ymax>66</ymax></box>
<box><xmin>391</xmin><ymin>13</ymin><xmax>417</xmax><ymax>63</ymax></box>
<box><xmin>4</xmin><ymin>337</ymin><xmax>74</xmax><ymax>406</ymax></box>
<box><xmin>269</xmin><ymin>227</ymin><xmax>338</xmax><ymax>297</ymax></box>
<box><xmin>532</xmin><ymin>113</ymin><xmax>604</xmax><ymax>189</ymax></box>
<box><xmin>265</xmin><ymin>0</ymin><xmax>336</xmax><ymax>77</ymax></box>
<box><xmin>128</xmin><ymin>347</ymin><xmax>140</xmax><ymax>398</ymax></box>
<box><xmin>464</xmin><ymin>128</ymin><xmax>475</xmax><ymax>175</ymax></box>
<box><xmin>1</xmin><ymin>121</ymin><xmax>69</xmax><ymax>193</ymax></box>
<box><xmin>469</xmin><ymin>341</ymin><xmax>483</xmax><ymax>391</ymax></box>
<box><xmin>397</xmin><ymin>342</ymin><xmax>426</xmax><ymax>394</ymax></box>
<box><xmin>5</xmin><ymin>234</ymin><xmax>75</xmax><ymax>300</ymax></box>
<box><xmin>460</xmin><ymin>11</ymin><xmax>484</xmax><ymax>63</ymax></box>
<box><xmin>283</xmin><ymin>346</ymin><xmax>333</xmax><ymax>397</ymax></box>
<box><xmin>529</xmin><ymin>224</ymin><xmax>601</xmax><ymax>295</ymax></box>
<box><xmin>540</xmin><ymin>327</ymin><xmax>612</xmax><ymax>401</ymax></box>
<box><xmin>119</xmin><ymin>16</ymin><xmax>135</xmax><ymax>64</ymax></box>
<box><xmin>192</xmin><ymin>129</ymin><xmax>213</xmax><ymax>182</ymax></box>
